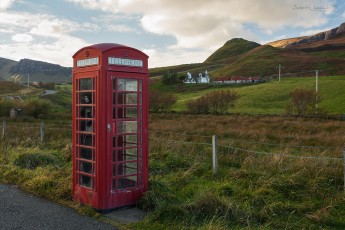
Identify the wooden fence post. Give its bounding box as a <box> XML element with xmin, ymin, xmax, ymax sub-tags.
<box><xmin>212</xmin><ymin>135</ymin><xmax>218</xmax><ymax>175</ymax></box>
<box><xmin>40</xmin><ymin>121</ymin><xmax>45</xmax><ymax>143</ymax></box>
<box><xmin>343</xmin><ymin>149</ymin><xmax>345</xmax><ymax>191</ymax></box>
<box><xmin>2</xmin><ymin>120</ymin><xmax>6</xmax><ymax>139</ymax></box>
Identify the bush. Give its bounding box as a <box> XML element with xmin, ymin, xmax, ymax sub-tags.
<box><xmin>162</xmin><ymin>71</ymin><xmax>178</xmax><ymax>85</ymax></box>
<box><xmin>0</xmin><ymin>99</ymin><xmax>16</xmax><ymax>117</ymax></box>
<box><xmin>13</xmin><ymin>152</ymin><xmax>60</xmax><ymax>169</ymax></box>
<box><xmin>21</xmin><ymin>98</ymin><xmax>51</xmax><ymax>118</ymax></box>
<box><xmin>187</xmin><ymin>90</ymin><xmax>239</xmax><ymax>114</ymax></box>
<box><xmin>149</xmin><ymin>90</ymin><xmax>177</xmax><ymax>112</ymax></box>
<box><xmin>287</xmin><ymin>88</ymin><xmax>319</xmax><ymax>115</ymax></box>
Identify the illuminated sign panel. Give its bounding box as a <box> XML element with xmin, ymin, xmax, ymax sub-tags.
<box><xmin>77</xmin><ymin>57</ymin><xmax>99</xmax><ymax>67</ymax></box>
<box><xmin>108</xmin><ymin>57</ymin><xmax>143</xmax><ymax>67</ymax></box>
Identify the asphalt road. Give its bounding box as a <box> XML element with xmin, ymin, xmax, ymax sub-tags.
<box><xmin>0</xmin><ymin>184</ymin><xmax>116</xmax><ymax>230</ymax></box>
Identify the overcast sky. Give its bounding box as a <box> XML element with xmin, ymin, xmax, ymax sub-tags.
<box><xmin>0</xmin><ymin>0</ymin><xmax>344</xmax><ymax>68</ymax></box>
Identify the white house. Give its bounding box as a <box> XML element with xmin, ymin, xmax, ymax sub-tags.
<box><xmin>184</xmin><ymin>70</ymin><xmax>210</xmax><ymax>84</ymax></box>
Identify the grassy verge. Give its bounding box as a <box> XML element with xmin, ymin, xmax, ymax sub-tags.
<box><xmin>151</xmin><ymin>75</ymin><xmax>345</xmax><ymax>114</ymax></box>
<box><xmin>1</xmin><ymin>114</ymin><xmax>345</xmax><ymax>229</ymax></box>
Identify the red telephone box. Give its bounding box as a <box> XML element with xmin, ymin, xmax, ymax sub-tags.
<box><xmin>72</xmin><ymin>43</ymin><xmax>149</xmax><ymax>210</ymax></box>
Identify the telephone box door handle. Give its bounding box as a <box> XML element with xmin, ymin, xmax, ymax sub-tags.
<box><xmin>107</xmin><ymin>123</ymin><xmax>111</xmax><ymax>132</ymax></box>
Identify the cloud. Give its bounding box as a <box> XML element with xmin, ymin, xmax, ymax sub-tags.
<box><xmin>0</xmin><ymin>11</ymin><xmax>92</xmax><ymax>66</ymax></box>
<box><xmin>66</xmin><ymin>0</ymin><xmax>334</xmax><ymax>50</ymax></box>
<box><xmin>0</xmin><ymin>35</ymin><xmax>89</xmax><ymax>66</ymax></box>
<box><xmin>0</xmin><ymin>0</ymin><xmax>15</xmax><ymax>10</ymax></box>
<box><xmin>11</xmin><ymin>33</ymin><xmax>33</xmax><ymax>42</ymax></box>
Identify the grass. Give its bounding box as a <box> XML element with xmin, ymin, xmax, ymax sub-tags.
<box><xmin>1</xmin><ymin>114</ymin><xmax>345</xmax><ymax>229</ymax></box>
<box><xmin>152</xmin><ymin>75</ymin><xmax>345</xmax><ymax>114</ymax></box>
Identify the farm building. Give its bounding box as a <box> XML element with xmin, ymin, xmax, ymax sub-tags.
<box><xmin>214</xmin><ymin>76</ymin><xmax>261</xmax><ymax>84</ymax></box>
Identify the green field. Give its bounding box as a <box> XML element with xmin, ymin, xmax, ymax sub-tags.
<box><xmin>165</xmin><ymin>75</ymin><xmax>345</xmax><ymax>114</ymax></box>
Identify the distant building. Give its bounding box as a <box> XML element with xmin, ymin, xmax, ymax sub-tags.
<box><xmin>214</xmin><ymin>76</ymin><xmax>261</xmax><ymax>84</ymax></box>
<box><xmin>184</xmin><ymin>70</ymin><xmax>210</xmax><ymax>84</ymax></box>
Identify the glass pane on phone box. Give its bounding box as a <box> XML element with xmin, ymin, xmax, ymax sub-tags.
<box><xmin>118</xmin><ymin>135</ymin><xmax>137</xmax><ymax>147</ymax></box>
<box><xmin>80</xmin><ymin>161</ymin><xmax>92</xmax><ymax>174</ymax></box>
<box><xmin>80</xmin><ymin>78</ymin><xmax>92</xmax><ymax>90</ymax></box>
<box><xmin>80</xmin><ymin>175</ymin><xmax>92</xmax><ymax>188</ymax></box>
<box><xmin>80</xmin><ymin>107</ymin><xmax>92</xmax><ymax>118</ymax></box>
<box><xmin>80</xmin><ymin>147</ymin><xmax>92</xmax><ymax>160</ymax></box>
<box><xmin>80</xmin><ymin>134</ymin><xmax>92</xmax><ymax>146</ymax></box>
<box><xmin>117</xmin><ymin>121</ymin><xmax>137</xmax><ymax>133</ymax></box>
<box><xmin>80</xmin><ymin>92</ymin><xmax>92</xmax><ymax>104</ymax></box>
<box><xmin>126</xmin><ymin>107</ymin><xmax>138</xmax><ymax>118</ymax></box>
<box><xmin>118</xmin><ymin>176</ymin><xmax>137</xmax><ymax>189</ymax></box>
<box><xmin>118</xmin><ymin>149</ymin><xmax>137</xmax><ymax>161</ymax></box>
<box><xmin>118</xmin><ymin>79</ymin><xmax>137</xmax><ymax>91</ymax></box>
<box><xmin>80</xmin><ymin>120</ymin><xmax>92</xmax><ymax>132</ymax></box>
<box><xmin>117</xmin><ymin>162</ymin><xmax>137</xmax><ymax>176</ymax></box>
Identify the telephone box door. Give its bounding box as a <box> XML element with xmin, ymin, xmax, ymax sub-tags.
<box><xmin>107</xmin><ymin>71</ymin><xmax>148</xmax><ymax>207</ymax></box>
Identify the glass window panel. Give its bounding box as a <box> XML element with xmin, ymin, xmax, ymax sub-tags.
<box><xmin>118</xmin><ymin>93</ymin><xmax>137</xmax><ymax>105</ymax></box>
<box><xmin>113</xmin><ymin>136</ymin><xmax>116</xmax><ymax>148</ymax></box>
<box><xmin>118</xmin><ymin>135</ymin><xmax>138</xmax><ymax>148</ymax></box>
<box><xmin>80</xmin><ymin>78</ymin><xmax>93</xmax><ymax>90</ymax></box>
<box><xmin>138</xmin><ymin>80</ymin><xmax>142</xmax><ymax>92</ymax></box>
<box><xmin>118</xmin><ymin>79</ymin><xmax>138</xmax><ymax>91</ymax></box>
<box><xmin>112</xmin><ymin>179</ymin><xmax>116</xmax><ymax>190</ymax></box>
<box><xmin>80</xmin><ymin>175</ymin><xmax>92</xmax><ymax>188</ymax></box>
<box><xmin>117</xmin><ymin>149</ymin><xmax>138</xmax><ymax>162</ymax></box>
<box><xmin>80</xmin><ymin>161</ymin><xmax>93</xmax><ymax>174</ymax></box>
<box><xmin>113</xmin><ymin>92</ymin><xmax>116</xmax><ymax>105</ymax></box>
<box><xmin>80</xmin><ymin>147</ymin><xmax>92</xmax><ymax>160</ymax></box>
<box><xmin>80</xmin><ymin>92</ymin><xmax>92</xmax><ymax>104</ymax></box>
<box><xmin>117</xmin><ymin>162</ymin><xmax>137</xmax><ymax>176</ymax></box>
<box><xmin>117</xmin><ymin>121</ymin><xmax>138</xmax><ymax>133</ymax></box>
<box><xmin>80</xmin><ymin>106</ymin><xmax>93</xmax><ymax>118</ymax></box>
<box><xmin>118</xmin><ymin>107</ymin><xmax>139</xmax><ymax>119</ymax></box>
<box><xmin>118</xmin><ymin>176</ymin><xmax>137</xmax><ymax>189</ymax></box>
<box><xmin>79</xmin><ymin>120</ymin><xmax>93</xmax><ymax>132</ymax></box>
<box><xmin>112</xmin><ymin>78</ymin><xmax>116</xmax><ymax>90</ymax></box>
<box><xmin>80</xmin><ymin>134</ymin><xmax>92</xmax><ymax>146</ymax></box>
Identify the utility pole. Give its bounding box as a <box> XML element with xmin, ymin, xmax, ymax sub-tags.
<box><xmin>315</xmin><ymin>70</ymin><xmax>318</xmax><ymax>113</ymax></box>
<box><xmin>276</xmin><ymin>64</ymin><xmax>284</xmax><ymax>82</ymax></box>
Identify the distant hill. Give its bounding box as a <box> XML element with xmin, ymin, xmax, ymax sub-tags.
<box><xmin>0</xmin><ymin>58</ymin><xmax>71</xmax><ymax>83</ymax></box>
<box><xmin>149</xmin><ymin>21</ymin><xmax>345</xmax><ymax>79</ymax></box>
<box><xmin>204</xmin><ymin>38</ymin><xmax>260</xmax><ymax>63</ymax></box>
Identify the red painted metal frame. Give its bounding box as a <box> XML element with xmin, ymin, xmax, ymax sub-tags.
<box><xmin>72</xmin><ymin>43</ymin><xmax>149</xmax><ymax>210</ymax></box>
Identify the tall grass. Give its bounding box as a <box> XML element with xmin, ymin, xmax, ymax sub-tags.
<box><xmin>1</xmin><ymin>114</ymin><xmax>345</xmax><ymax>229</ymax></box>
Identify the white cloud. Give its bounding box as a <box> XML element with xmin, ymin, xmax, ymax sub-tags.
<box><xmin>66</xmin><ymin>0</ymin><xmax>334</xmax><ymax>50</ymax></box>
<box><xmin>144</xmin><ymin>48</ymin><xmax>210</xmax><ymax>68</ymax></box>
<box><xmin>302</xmin><ymin>27</ymin><xmax>333</xmax><ymax>36</ymax></box>
<box><xmin>11</xmin><ymin>33</ymin><xmax>33</xmax><ymax>42</ymax></box>
<box><xmin>0</xmin><ymin>0</ymin><xmax>15</xmax><ymax>10</ymax></box>
<box><xmin>0</xmin><ymin>10</ymin><xmax>93</xmax><ymax>66</ymax></box>
<box><xmin>0</xmin><ymin>35</ymin><xmax>89</xmax><ymax>66</ymax></box>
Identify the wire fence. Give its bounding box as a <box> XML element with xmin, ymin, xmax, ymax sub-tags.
<box><xmin>1</xmin><ymin>121</ymin><xmax>345</xmax><ymax>189</ymax></box>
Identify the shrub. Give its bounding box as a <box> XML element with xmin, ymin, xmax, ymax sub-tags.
<box><xmin>287</xmin><ymin>88</ymin><xmax>319</xmax><ymax>115</ymax></box>
<box><xmin>149</xmin><ymin>90</ymin><xmax>177</xmax><ymax>112</ymax></box>
<box><xmin>13</xmin><ymin>152</ymin><xmax>60</xmax><ymax>169</ymax></box>
<box><xmin>0</xmin><ymin>99</ymin><xmax>16</xmax><ymax>117</ymax></box>
<box><xmin>187</xmin><ymin>90</ymin><xmax>239</xmax><ymax>114</ymax></box>
<box><xmin>162</xmin><ymin>71</ymin><xmax>178</xmax><ymax>85</ymax></box>
<box><xmin>20</xmin><ymin>98</ymin><xmax>51</xmax><ymax>118</ymax></box>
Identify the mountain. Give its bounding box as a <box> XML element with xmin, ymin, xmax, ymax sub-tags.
<box><xmin>0</xmin><ymin>58</ymin><xmax>72</xmax><ymax>83</ymax></box>
<box><xmin>204</xmin><ymin>38</ymin><xmax>260</xmax><ymax>63</ymax></box>
<box><xmin>150</xmin><ymin>21</ymin><xmax>345</xmax><ymax>78</ymax></box>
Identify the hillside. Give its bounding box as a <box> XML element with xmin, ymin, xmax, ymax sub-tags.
<box><xmin>149</xmin><ymin>22</ymin><xmax>345</xmax><ymax>78</ymax></box>
<box><xmin>160</xmin><ymin>75</ymin><xmax>345</xmax><ymax>115</ymax></box>
<box><xmin>204</xmin><ymin>38</ymin><xmax>260</xmax><ymax>63</ymax></box>
<box><xmin>0</xmin><ymin>58</ymin><xmax>72</xmax><ymax>83</ymax></box>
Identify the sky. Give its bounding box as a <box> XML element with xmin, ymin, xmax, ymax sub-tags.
<box><xmin>0</xmin><ymin>0</ymin><xmax>344</xmax><ymax>68</ymax></box>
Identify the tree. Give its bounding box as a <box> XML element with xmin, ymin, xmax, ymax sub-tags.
<box><xmin>187</xmin><ymin>90</ymin><xmax>239</xmax><ymax>114</ymax></box>
<box><xmin>149</xmin><ymin>90</ymin><xmax>177</xmax><ymax>112</ymax></box>
<box><xmin>161</xmin><ymin>71</ymin><xmax>178</xmax><ymax>85</ymax></box>
<box><xmin>287</xmin><ymin>88</ymin><xmax>319</xmax><ymax>116</ymax></box>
